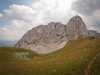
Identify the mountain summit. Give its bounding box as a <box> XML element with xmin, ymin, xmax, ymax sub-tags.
<box><xmin>66</xmin><ymin>15</ymin><xmax>89</xmax><ymax>39</ymax></box>
<box><xmin>15</xmin><ymin>15</ymin><xmax>100</xmax><ymax>54</ymax></box>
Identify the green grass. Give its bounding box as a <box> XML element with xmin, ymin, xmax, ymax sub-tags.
<box><xmin>0</xmin><ymin>47</ymin><xmax>39</xmax><ymax>62</ymax></box>
<box><xmin>0</xmin><ymin>36</ymin><xmax>100</xmax><ymax>75</ymax></box>
<box><xmin>90</xmin><ymin>55</ymin><xmax>100</xmax><ymax>75</ymax></box>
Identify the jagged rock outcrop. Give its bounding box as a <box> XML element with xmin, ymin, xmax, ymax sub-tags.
<box><xmin>15</xmin><ymin>15</ymin><xmax>99</xmax><ymax>54</ymax></box>
<box><xmin>15</xmin><ymin>22</ymin><xmax>68</xmax><ymax>54</ymax></box>
<box><xmin>66</xmin><ymin>15</ymin><xmax>89</xmax><ymax>39</ymax></box>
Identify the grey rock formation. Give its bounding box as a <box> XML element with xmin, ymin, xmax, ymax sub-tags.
<box><xmin>15</xmin><ymin>22</ymin><xmax>68</xmax><ymax>54</ymax></box>
<box><xmin>88</xmin><ymin>30</ymin><xmax>100</xmax><ymax>37</ymax></box>
<box><xmin>66</xmin><ymin>15</ymin><xmax>89</xmax><ymax>39</ymax></box>
<box><xmin>15</xmin><ymin>15</ymin><xmax>98</xmax><ymax>54</ymax></box>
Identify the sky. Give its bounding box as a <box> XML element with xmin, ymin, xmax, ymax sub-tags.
<box><xmin>0</xmin><ymin>0</ymin><xmax>100</xmax><ymax>41</ymax></box>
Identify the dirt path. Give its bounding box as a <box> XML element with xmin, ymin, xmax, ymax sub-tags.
<box><xmin>84</xmin><ymin>53</ymin><xmax>100</xmax><ymax>75</ymax></box>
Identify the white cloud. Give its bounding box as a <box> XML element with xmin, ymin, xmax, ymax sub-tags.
<box><xmin>3</xmin><ymin>0</ymin><xmax>75</xmax><ymax>24</ymax></box>
<box><xmin>3</xmin><ymin>4</ymin><xmax>50</xmax><ymax>25</ymax></box>
<box><xmin>0</xmin><ymin>27</ymin><xmax>23</xmax><ymax>41</ymax></box>
<box><xmin>32</xmin><ymin>0</ymin><xmax>76</xmax><ymax>23</ymax></box>
<box><xmin>0</xmin><ymin>20</ymin><xmax>30</xmax><ymax>40</ymax></box>
<box><xmin>0</xmin><ymin>13</ymin><xmax>3</xmax><ymax>18</ymax></box>
<box><xmin>3</xmin><ymin>4</ymin><xmax>35</xmax><ymax>21</ymax></box>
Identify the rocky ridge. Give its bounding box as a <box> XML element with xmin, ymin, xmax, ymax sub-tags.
<box><xmin>15</xmin><ymin>15</ymin><xmax>100</xmax><ymax>54</ymax></box>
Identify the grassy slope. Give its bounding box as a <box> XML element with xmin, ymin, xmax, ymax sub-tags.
<box><xmin>90</xmin><ymin>54</ymin><xmax>100</xmax><ymax>75</ymax></box>
<box><xmin>0</xmin><ymin>37</ymin><xmax>100</xmax><ymax>75</ymax></box>
<box><xmin>0</xmin><ymin>47</ymin><xmax>38</xmax><ymax>61</ymax></box>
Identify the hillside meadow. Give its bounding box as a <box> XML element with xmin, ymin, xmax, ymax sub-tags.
<box><xmin>0</xmin><ymin>36</ymin><xmax>100</xmax><ymax>75</ymax></box>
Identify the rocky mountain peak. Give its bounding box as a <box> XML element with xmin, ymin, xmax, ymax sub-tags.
<box><xmin>67</xmin><ymin>15</ymin><xmax>85</xmax><ymax>27</ymax></box>
<box><xmin>66</xmin><ymin>15</ymin><xmax>89</xmax><ymax>39</ymax></box>
<box><xmin>15</xmin><ymin>15</ymin><xmax>99</xmax><ymax>54</ymax></box>
<box><xmin>73</xmin><ymin>15</ymin><xmax>82</xmax><ymax>19</ymax></box>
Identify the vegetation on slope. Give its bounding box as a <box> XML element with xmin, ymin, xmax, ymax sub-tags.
<box><xmin>0</xmin><ymin>36</ymin><xmax>100</xmax><ymax>75</ymax></box>
<box><xmin>0</xmin><ymin>47</ymin><xmax>38</xmax><ymax>61</ymax></box>
<box><xmin>90</xmin><ymin>53</ymin><xmax>100</xmax><ymax>75</ymax></box>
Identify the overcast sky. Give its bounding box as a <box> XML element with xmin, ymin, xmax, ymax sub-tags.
<box><xmin>0</xmin><ymin>0</ymin><xmax>100</xmax><ymax>41</ymax></box>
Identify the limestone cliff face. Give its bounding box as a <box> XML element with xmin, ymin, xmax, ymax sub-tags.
<box><xmin>15</xmin><ymin>22</ymin><xmax>68</xmax><ymax>54</ymax></box>
<box><xmin>15</xmin><ymin>15</ymin><xmax>97</xmax><ymax>54</ymax></box>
